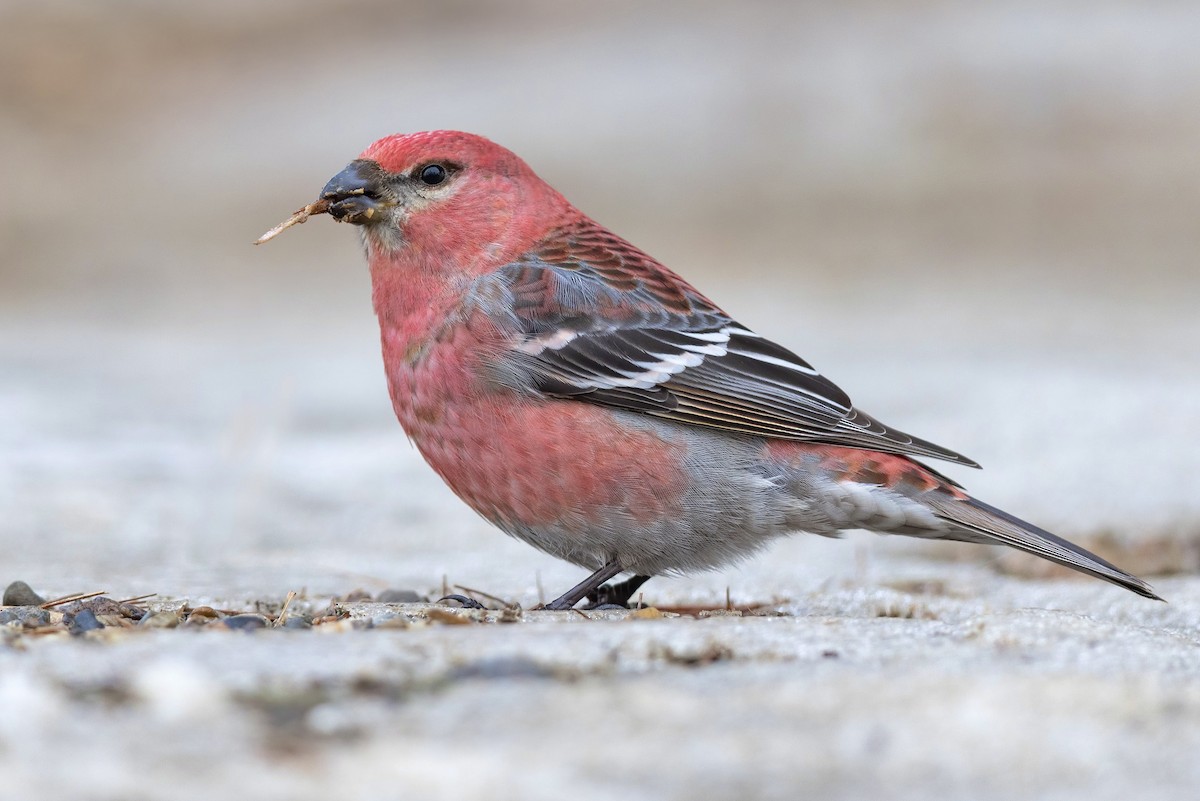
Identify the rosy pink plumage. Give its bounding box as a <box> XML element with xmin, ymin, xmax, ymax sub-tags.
<box><xmin>282</xmin><ymin>130</ymin><xmax>1157</xmax><ymax>609</ymax></box>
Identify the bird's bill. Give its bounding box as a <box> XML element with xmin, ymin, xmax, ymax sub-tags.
<box><xmin>253</xmin><ymin>159</ymin><xmax>394</xmax><ymax>246</ymax></box>
<box><xmin>319</xmin><ymin>159</ymin><xmax>395</xmax><ymax>225</ymax></box>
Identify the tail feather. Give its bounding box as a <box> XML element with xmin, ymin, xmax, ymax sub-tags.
<box><xmin>927</xmin><ymin>495</ymin><xmax>1162</xmax><ymax>601</ymax></box>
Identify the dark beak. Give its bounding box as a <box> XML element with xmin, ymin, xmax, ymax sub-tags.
<box><xmin>320</xmin><ymin>159</ymin><xmax>391</xmax><ymax>225</ymax></box>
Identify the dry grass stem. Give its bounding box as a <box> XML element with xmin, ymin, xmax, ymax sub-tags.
<box><xmin>253</xmin><ymin>199</ymin><xmax>330</xmax><ymax>245</ymax></box>
<box><xmin>40</xmin><ymin>590</ymin><xmax>107</xmax><ymax>609</ymax></box>
<box><xmin>274</xmin><ymin>590</ymin><xmax>298</xmax><ymax>627</ymax></box>
<box><xmin>117</xmin><ymin>593</ymin><xmax>157</xmax><ymax>606</ymax></box>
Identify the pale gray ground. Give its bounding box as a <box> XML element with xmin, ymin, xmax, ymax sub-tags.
<box><xmin>2</xmin><ymin>2</ymin><xmax>1199</xmax><ymax>800</ymax></box>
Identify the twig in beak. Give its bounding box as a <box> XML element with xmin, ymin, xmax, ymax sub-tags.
<box><xmin>254</xmin><ymin>199</ymin><xmax>331</xmax><ymax>245</ymax></box>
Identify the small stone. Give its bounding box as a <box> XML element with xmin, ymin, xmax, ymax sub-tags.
<box><xmin>3</xmin><ymin>581</ymin><xmax>45</xmax><ymax>606</ymax></box>
<box><xmin>70</xmin><ymin>609</ymin><xmax>104</xmax><ymax>633</ymax></box>
<box><xmin>377</xmin><ymin>589</ymin><xmax>425</xmax><ymax>603</ymax></box>
<box><xmin>425</xmin><ymin>608</ymin><xmax>474</xmax><ymax>625</ymax></box>
<box><xmin>85</xmin><ymin>597</ymin><xmax>125</xmax><ymax>617</ymax></box>
<box><xmin>0</xmin><ymin>608</ymin><xmax>51</xmax><ymax>628</ymax></box>
<box><xmin>63</xmin><ymin>596</ymin><xmax>144</xmax><ymax>621</ymax></box>
<box><xmin>342</xmin><ymin>588</ymin><xmax>372</xmax><ymax>602</ymax></box>
<box><xmin>139</xmin><ymin>611</ymin><xmax>182</xmax><ymax>629</ymax></box>
<box><xmin>280</xmin><ymin>614</ymin><xmax>312</xmax><ymax>630</ymax></box>
<box><xmin>627</xmin><ymin>607</ymin><xmax>665</xmax><ymax>620</ymax></box>
<box><xmin>222</xmin><ymin>614</ymin><xmax>269</xmax><ymax>631</ymax></box>
<box><xmin>183</xmin><ymin>606</ymin><xmax>220</xmax><ymax>626</ymax></box>
<box><xmin>312</xmin><ymin>618</ymin><xmax>362</xmax><ymax>633</ymax></box>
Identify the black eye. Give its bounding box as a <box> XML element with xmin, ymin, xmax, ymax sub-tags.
<box><xmin>418</xmin><ymin>164</ymin><xmax>447</xmax><ymax>186</ymax></box>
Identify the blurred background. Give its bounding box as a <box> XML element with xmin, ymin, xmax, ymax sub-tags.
<box><xmin>2</xmin><ymin>0</ymin><xmax>1198</xmax><ymax>600</ymax></box>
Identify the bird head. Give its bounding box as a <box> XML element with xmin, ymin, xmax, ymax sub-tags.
<box><xmin>317</xmin><ymin>130</ymin><xmax>565</xmax><ymax>264</ymax></box>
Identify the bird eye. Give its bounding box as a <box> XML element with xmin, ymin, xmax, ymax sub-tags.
<box><xmin>418</xmin><ymin>164</ymin><xmax>448</xmax><ymax>186</ymax></box>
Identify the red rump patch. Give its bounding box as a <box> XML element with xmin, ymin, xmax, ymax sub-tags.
<box><xmin>763</xmin><ymin>441</ymin><xmax>968</xmax><ymax>499</ymax></box>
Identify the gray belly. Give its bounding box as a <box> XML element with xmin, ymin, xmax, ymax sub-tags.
<box><xmin>490</xmin><ymin>413</ymin><xmax>808</xmax><ymax>575</ymax></box>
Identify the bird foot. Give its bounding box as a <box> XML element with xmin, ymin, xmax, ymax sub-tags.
<box><xmin>437</xmin><ymin>594</ymin><xmax>487</xmax><ymax>610</ymax></box>
<box><xmin>583</xmin><ymin>575</ymin><xmax>651</xmax><ymax>609</ymax></box>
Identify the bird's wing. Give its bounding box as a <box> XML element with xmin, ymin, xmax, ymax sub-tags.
<box><xmin>491</xmin><ymin>219</ymin><xmax>979</xmax><ymax>468</ymax></box>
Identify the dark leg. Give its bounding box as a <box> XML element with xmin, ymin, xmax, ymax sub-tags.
<box><xmin>585</xmin><ymin>574</ymin><xmax>652</xmax><ymax>609</ymax></box>
<box><xmin>542</xmin><ymin>561</ymin><xmax>624</xmax><ymax>611</ymax></box>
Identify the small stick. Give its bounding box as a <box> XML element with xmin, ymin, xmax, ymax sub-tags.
<box><xmin>116</xmin><ymin>593</ymin><xmax>157</xmax><ymax>605</ymax></box>
<box><xmin>40</xmin><ymin>590</ymin><xmax>107</xmax><ymax>609</ymax></box>
<box><xmin>253</xmin><ymin>199</ymin><xmax>330</xmax><ymax>245</ymax></box>
<box><xmin>274</xmin><ymin>590</ymin><xmax>298</xmax><ymax>627</ymax></box>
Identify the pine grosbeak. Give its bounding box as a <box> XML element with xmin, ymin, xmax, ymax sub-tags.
<box><xmin>266</xmin><ymin>130</ymin><xmax>1158</xmax><ymax>609</ymax></box>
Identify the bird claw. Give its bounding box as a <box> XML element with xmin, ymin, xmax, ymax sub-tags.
<box><xmin>437</xmin><ymin>594</ymin><xmax>487</xmax><ymax>610</ymax></box>
<box><xmin>584</xmin><ymin>574</ymin><xmax>651</xmax><ymax>610</ymax></box>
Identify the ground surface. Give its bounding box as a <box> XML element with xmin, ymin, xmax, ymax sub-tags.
<box><xmin>3</xmin><ymin>2</ymin><xmax>1199</xmax><ymax>799</ymax></box>
<box><xmin>2</xmin><ymin>574</ymin><xmax>1198</xmax><ymax>801</ymax></box>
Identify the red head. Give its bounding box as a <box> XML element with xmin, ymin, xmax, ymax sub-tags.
<box><xmin>319</xmin><ymin>131</ymin><xmax>571</xmax><ymax>271</ymax></box>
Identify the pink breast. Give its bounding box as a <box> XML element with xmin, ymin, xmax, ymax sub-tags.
<box><xmin>382</xmin><ymin>322</ymin><xmax>689</xmax><ymax>534</ymax></box>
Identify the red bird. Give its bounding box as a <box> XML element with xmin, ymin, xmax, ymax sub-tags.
<box><xmin>293</xmin><ymin>130</ymin><xmax>1158</xmax><ymax>608</ymax></box>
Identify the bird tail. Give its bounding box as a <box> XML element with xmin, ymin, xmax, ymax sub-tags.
<box><xmin>925</xmin><ymin>494</ymin><xmax>1162</xmax><ymax>601</ymax></box>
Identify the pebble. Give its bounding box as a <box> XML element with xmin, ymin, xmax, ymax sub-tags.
<box><xmin>139</xmin><ymin>611</ymin><xmax>182</xmax><ymax>628</ymax></box>
<box><xmin>0</xmin><ymin>607</ymin><xmax>51</xmax><ymax>628</ymax></box>
<box><xmin>312</xmin><ymin>618</ymin><xmax>374</xmax><ymax>633</ymax></box>
<box><xmin>426</xmin><ymin>608</ymin><xmax>476</xmax><ymax>625</ymax></box>
<box><xmin>377</xmin><ymin>589</ymin><xmax>425</xmax><ymax>603</ymax></box>
<box><xmin>222</xmin><ymin>614</ymin><xmax>269</xmax><ymax>631</ymax></box>
<box><xmin>70</xmin><ymin>608</ymin><xmax>104</xmax><ymax>633</ymax></box>
<box><xmin>2</xmin><ymin>580</ymin><xmax>45</xmax><ymax>606</ymax></box>
<box><xmin>64</xmin><ymin>596</ymin><xmax>144</xmax><ymax>621</ymax></box>
<box><xmin>182</xmin><ymin>606</ymin><xmax>220</xmax><ymax>627</ymax></box>
<box><xmin>280</xmin><ymin>614</ymin><xmax>313</xmax><ymax>630</ymax></box>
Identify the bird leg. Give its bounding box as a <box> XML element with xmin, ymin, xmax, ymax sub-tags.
<box><xmin>541</xmin><ymin>561</ymin><xmax>624</xmax><ymax>610</ymax></box>
<box><xmin>585</xmin><ymin>574</ymin><xmax>652</xmax><ymax>609</ymax></box>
